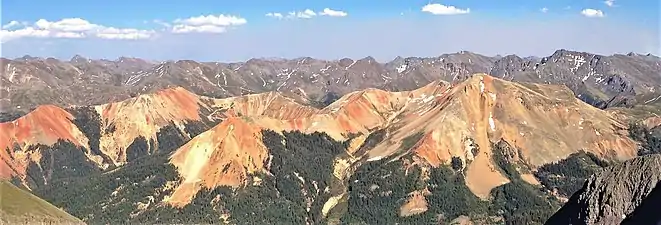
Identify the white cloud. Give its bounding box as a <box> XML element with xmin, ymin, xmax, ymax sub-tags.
<box><xmin>152</xmin><ymin>19</ymin><xmax>171</xmax><ymax>28</ymax></box>
<box><xmin>422</xmin><ymin>3</ymin><xmax>470</xmax><ymax>15</ymax></box>
<box><xmin>35</xmin><ymin>18</ymin><xmax>99</xmax><ymax>32</ymax></box>
<box><xmin>0</xmin><ymin>18</ymin><xmax>155</xmax><ymax>42</ymax></box>
<box><xmin>604</xmin><ymin>0</ymin><xmax>615</xmax><ymax>7</ymax></box>
<box><xmin>171</xmin><ymin>14</ymin><xmax>247</xmax><ymax>33</ymax></box>
<box><xmin>540</xmin><ymin>7</ymin><xmax>549</xmax><ymax>13</ymax></box>
<box><xmin>2</xmin><ymin>21</ymin><xmax>21</xmax><ymax>29</ymax></box>
<box><xmin>96</xmin><ymin>27</ymin><xmax>154</xmax><ymax>39</ymax></box>
<box><xmin>266</xmin><ymin>12</ymin><xmax>284</xmax><ymax>19</ymax></box>
<box><xmin>4</xmin><ymin>16</ymin><xmax>658</xmax><ymax>62</ymax></box>
<box><xmin>581</xmin><ymin>9</ymin><xmax>605</xmax><ymax>18</ymax></box>
<box><xmin>172</xmin><ymin>25</ymin><xmax>227</xmax><ymax>33</ymax></box>
<box><xmin>288</xmin><ymin>9</ymin><xmax>317</xmax><ymax>19</ymax></box>
<box><xmin>319</xmin><ymin>8</ymin><xmax>348</xmax><ymax>17</ymax></box>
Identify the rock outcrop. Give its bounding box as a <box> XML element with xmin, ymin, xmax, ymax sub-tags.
<box><xmin>545</xmin><ymin>154</ymin><xmax>661</xmax><ymax>225</ymax></box>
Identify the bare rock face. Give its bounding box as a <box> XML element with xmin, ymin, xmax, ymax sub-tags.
<box><xmin>546</xmin><ymin>154</ymin><xmax>661</xmax><ymax>225</ymax></box>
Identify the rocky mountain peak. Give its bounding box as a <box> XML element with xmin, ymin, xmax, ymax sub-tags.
<box><xmin>546</xmin><ymin>154</ymin><xmax>661</xmax><ymax>225</ymax></box>
<box><xmin>70</xmin><ymin>54</ymin><xmax>88</xmax><ymax>63</ymax></box>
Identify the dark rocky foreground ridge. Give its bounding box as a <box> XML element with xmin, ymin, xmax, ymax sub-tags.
<box><xmin>1</xmin><ymin>50</ymin><xmax>660</xmax><ymax>113</ymax></box>
<box><xmin>546</xmin><ymin>154</ymin><xmax>661</xmax><ymax>225</ymax></box>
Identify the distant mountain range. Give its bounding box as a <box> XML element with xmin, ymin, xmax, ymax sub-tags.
<box><xmin>2</xmin><ymin>50</ymin><xmax>660</xmax><ymax>114</ymax></box>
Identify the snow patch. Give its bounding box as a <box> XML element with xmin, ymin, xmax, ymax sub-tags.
<box><xmin>488</xmin><ymin>112</ymin><xmax>496</xmax><ymax>131</ymax></box>
<box><xmin>396</xmin><ymin>64</ymin><xmax>408</xmax><ymax>73</ymax></box>
<box><xmin>644</xmin><ymin>94</ymin><xmax>661</xmax><ymax>104</ymax></box>
<box><xmin>345</xmin><ymin>61</ymin><xmax>357</xmax><ymax>70</ymax></box>
<box><xmin>367</xmin><ymin>155</ymin><xmax>384</xmax><ymax>162</ymax></box>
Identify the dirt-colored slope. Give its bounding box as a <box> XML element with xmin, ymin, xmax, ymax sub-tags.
<box><xmin>164</xmin><ymin>74</ymin><xmax>639</xmax><ymax>205</ymax></box>
<box><xmin>94</xmin><ymin>87</ymin><xmax>211</xmax><ymax>164</ymax></box>
<box><xmin>0</xmin><ymin>180</ymin><xmax>85</xmax><ymax>224</ymax></box>
<box><xmin>167</xmin><ymin>117</ymin><xmax>268</xmax><ymax>206</ymax></box>
<box><xmin>0</xmin><ymin>85</ymin><xmax>321</xmax><ymax>188</ymax></box>
<box><xmin>208</xmin><ymin>91</ymin><xmax>320</xmax><ymax>120</ymax></box>
<box><xmin>356</xmin><ymin>74</ymin><xmax>638</xmax><ymax>198</ymax></box>
<box><xmin>0</xmin><ymin>105</ymin><xmax>89</xmax><ymax>179</ymax></box>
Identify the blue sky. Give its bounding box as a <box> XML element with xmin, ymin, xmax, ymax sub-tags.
<box><xmin>1</xmin><ymin>0</ymin><xmax>659</xmax><ymax>61</ymax></box>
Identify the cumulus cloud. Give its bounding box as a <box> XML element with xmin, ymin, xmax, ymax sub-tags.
<box><xmin>287</xmin><ymin>9</ymin><xmax>317</xmax><ymax>19</ymax></box>
<box><xmin>422</xmin><ymin>3</ymin><xmax>470</xmax><ymax>15</ymax></box>
<box><xmin>266</xmin><ymin>12</ymin><xmax>284</xmax><ymax>19</ymax></box>
<box><xmin>2</xmin><ymin>21</ymin><xmax>21</xmax><ymax>29</ymax></box>
<box><xmin>267</xmin><ymin>8</ymin><xmax>348</xmax><ymax>20</ymax></box>
<box><xmin>152</xmin><ymin>19</ymin><xmax>172</xmax><ymax>28</ymax></box>
<box><xmin>4</xmin><ymin>16</ymin><xmax>659</xmax><ymax>61</ymax></box>
<box><xmin>319</xmin><ymin>8</ymin><xmax>348</xmax><ymax>17</ymax></box>
<box><xmin>581</xmin><ymin>9</ymin><xmax>605</xmax><ymax>18</ymax></box>
<box><xmin>0</xmin><ymin>18</ymin><xmax>155</xmax><ymax>42</ymax></box>
<box><xmin>605</xmin><ymin>0</ymin><xmax>615</xmax><ymax>7</ymax></box>
<box><xmin>171</xmin><ymin>14</ymin><xmax>247</xmax><ymax>33</ymax></box>
<box><xmin>540</xmin><ymin>7</ymin><xmax>549</xmax><ymax>13</ymax></box>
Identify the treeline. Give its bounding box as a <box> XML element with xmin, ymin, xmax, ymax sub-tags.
<box><xmin>489</xmin><ymin>140</ymin><xmax>561</xmax><ymax>225</ymax></box>
<box><xmin>33</xmin><ymin>152</ymin><xmax>181</xmax><ymax>224</ymax></box>
<box><xmin>139</xmin><ymin>130</ymin><xmax>349</xmax><ymax>224</ymax></box>
<box><xmin>534</xmin><ymin>151</ymin><xmax>610</xmax><ymax>197</ymax></box>
<box><xmin>16</xmin><ymin>141</ymin><xmax>102</xmax><ymax>188</ymax></box>
<box><xmin>0</xmin><ymin>111</ymin><xmax>28</xmax><ymax>123</ymax></box>
<box><xmin>629</xmin><ymin>122</ymin><xmax>661</xmax><ymax>156</ymax></box>
<box><xmin>339</xmin><ymin>140</ymin><xmax>566</xmax><ymax>224</ymax></box>
<box><xmin>341</xmin><ymin>152</ymin><xmax>497</xmax><ymax>224</ymax></box>
<box><xmin>36</xmin><ymin>129</ymin><xmax>350</xmax><ymax>224</ymax></box>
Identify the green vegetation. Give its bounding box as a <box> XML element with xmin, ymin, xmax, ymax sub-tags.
<box><xmin>341</xmin><ymin>153</ymin><xmax>489</xmax><ymax>224</ymax></box>
<box><xmin>341</xmin><ymin>155</ymin><xmax>432</xmax><ymax>224</ymax></box>
<box><xmin>34</xmin><ymin>152</ymin><xmax>180</xmax><ymax>224</ymax></box>
<box><xmin>399</xmin><ymin>132</ymin><xmax>425</xmax><ymax>151</ymax></box>
<box><xmin>490</xmin><ymin>181</ymin><xmax>559</xmax><ymax>225</ymax></box>
<box><xmin>339</xmin><ymin>139</ymin><xmax>571</xmax><ymax>224</ymax></box>
<box><xmin>451</xmin><ymin>156</ymin><xmax>463</xmax><ymax>171</ymax></box>
<box><xmin>142</xmin><ymin>130</ymin><xmax>348</xmax><ymax>224</ymax></box>
<box><xmin>534</xmin><ymin>151</ymin><xmax>610</xmax><ymax>197</ymax></box>
<box><xmin>31</xmin><ymin>117</ymin><xmax>217</xmax><ymax>224</ymax></box>
<box><xmin>0</xmin><ymin>111</ymin><xmax>27</xmax><ymax>123</ymax></box>
<box><xmin>629</xmin><ymin>122</ymin><xmax>661</xmax><ymax>156</ymax></box>
<box><xmin>68</xmin><ymin>107</ymin><xmax>105</xmax><ymax>160</ymax></box>
<box><xmin>491</xmin><ymin>140</ymin><xmax>527</xmax><ymax>180</ymax></box>
<box><xmin>354</xmin><ymin>129</ymin><xmax>387</xmax><ymax>156</ymax></box>
<box><xmin>310</xmin><ymin>92</ymin><xmax>341</xmax><ymax>108</ymax></box>
<box><xmin>20</xmin><ymin>141</ymin><xmax>102</xmax><ymax>188</ymax></box>
<box><xmin>0</xmin><ymin>180</ymin><xmax>84</xmax><ymax>224</ymax></box>
<box><xmin>127</xmin><ymin>120</ymin><xmax>215</xmax><ymax>162</ymax></box>
<box><xmin>490</xmin><ymin>140</ymin><xmax>562</xmax><ymax>225</ymax></box>
<box><xmin>34</xmin><ymin>129</ymin><xmax>349</xmax><ymax>224</ymax></box>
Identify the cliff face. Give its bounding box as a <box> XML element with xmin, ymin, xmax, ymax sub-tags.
<box><xmin>546</xmin><ymin>154</ymin><xmax>661</xmax><ymax>225</ymax></box>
